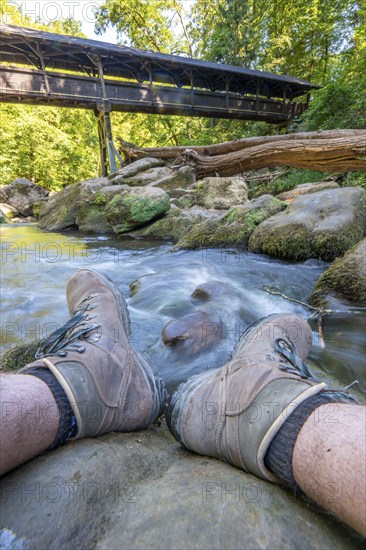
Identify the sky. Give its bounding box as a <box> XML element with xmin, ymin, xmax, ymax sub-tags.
<box><xmin>13</xmin><ymin>1</ymin><xmax>118</xmax><ymax>42</ymax></box>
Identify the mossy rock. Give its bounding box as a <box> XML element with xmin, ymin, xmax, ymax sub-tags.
<box><xmin>105</xmin><ymin>187</ymin><xmax>170</xmax><ymax>235</ymax></box>
<box><xmin>0</xmin><ymin>341</ymin><xmax>39</xmax><ymax>371</ymax></box>
<box><xmin>176</xmin><ymin>195</ymin><xmax>286</xmax><ymax>249</ymax></box>
<box><xmin>132</xmin><ymin>206</ymin><xmax>221</xmax><ymax>242</ymax></box>
<box><xmin>309</xmin><ymin>238</ymin><xmax>366</xmax><ymax>306</ymax></box>
<box><xmin>249</xmin><ymin>187</ymin><xmax>366</xmax><ymax>261</ymax></box>
<box><xmin>38</xmin><ymin>178</ymin><xmax>109</xmax><ymax>231</ymax></box>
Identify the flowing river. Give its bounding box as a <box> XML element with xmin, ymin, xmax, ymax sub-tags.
<box><xmin>1</xmin><ymin>223</ymin><xmax>365</xmax><ymax>397</ymax></box>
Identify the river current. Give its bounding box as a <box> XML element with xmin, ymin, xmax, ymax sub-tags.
<box><xmin>1</xmin><ymin>224</ymin><xmax>365</xmax><ymax>396</ymax></box>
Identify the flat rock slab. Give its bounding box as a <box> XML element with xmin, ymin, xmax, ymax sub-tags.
<box><xmin>0</xmin><ymin>423</ymin><xmax>360</xmax><ymax>550</ymax></box>
<box><xmin>249</xmin><ymin>187</ymin><xmax>366</xmax><ymax>261</ymax></box>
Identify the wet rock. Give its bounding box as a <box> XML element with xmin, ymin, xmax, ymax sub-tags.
<box><xmin>105</xmin><ymin>187</ymin><xmax>170</xmax><ymax>235</ymax></box>
<box><xmin>38</xmin><ymin>177</ymin><xmax>109</xmax><ymax>231</ymax></box>
<box><xmin>249</xmin><ymin>187</ymin><xmax>366</xmax><ymax>261</ymax></box>
<box><xmin>0</xmin><ymin>423</ymin><xmax>360</xmax><ymax>550</ymax></box>
<box><xmin>109</xmin><ymin>158</ymin><xmax>165</xmax><ymax>184</ymax></box>
<box><xmin>162</xmin><ymin>310</ymin><xmax>221</xmax><ymax>355</ymax></box>
<box><xmin>177</xmin><ymin>195</ymin><xmax>286</xmax><ymax>249</ymax></box>
<box><xmin>192</xmin><ymin>280</ymin><xmax>241</xmax><ymax>302</ymax></box>
<box><xmin>0</xmin><ymin>341</ymin><xmax>39</xmax><ymax>371</ymax></box>
<box><xmin>0</xmin><ymin>203</ymin><xmax>19</xmax><ymax>219</ymax></box>
<box><xmin>190</xmin><ymin>176</ymin><xmax>249</xmax><ymax>210</ymax></box>
<box><xmin>309</xmin><ymin>238</ymin><xmax>366</xmax><ymax>306</ymax></box>
<box><xmin>132</xmin><ymin>206</ymin><xmax>221</xmax><ymax>242</ymax></box>
<box><xmin>0</xmin><ymin>178</ymin><xmax>48</xmax><ymax>216</ymax></box>
<box><xmin>150</xmin><ymin>166</ymin><xmax>196</xmax><ymax>191</ymax></box>
<box><xmin>277</xmin><ymin>181</ymin><xmax>339</xmax><ymax>201</ymax></box>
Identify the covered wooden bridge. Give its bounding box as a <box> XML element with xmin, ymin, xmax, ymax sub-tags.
<box><xmin>0</xmin><ymin>24</ymin><xmax>319</xmax><ymax>174</ymax></box>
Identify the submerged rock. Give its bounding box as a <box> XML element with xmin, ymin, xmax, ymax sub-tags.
<box><xmin>0</xmin><ymin>422</ymin><xmax>360</xmax><ymax>550</ymax></box>
<box><xmin>176</xmin><ymin>195</ymin><xmax>286</xmax><ymax>249</ymax></box>
<box><xmin>162</xmin><ymin>310</ymin><xmax>221</xmax><ymax>355</ymax></box>
<box><xmin>0</xmin><ymin>178</ymin><xmax>48</xmax><ymax>217</ymax></box>
<box><xmin>105</xmin><ymin>186</ymin><xmax>170</xmax><ymax>234</ymax></box>
<box><xmin>249</xmin><ymin>187</ymin><xmax>366</xmax><ymax>261</ymax></box>
<box><xmin>277</xmin><ymin>181</ymin><xmax>339</xmax><ymax>201</ymax></box>
<box><xmin>309</xmin><ymin>238</ymin><xmax>366</xmax><ymax>306</ymax></box>
<box><xmin>190</xmin><ymin>176</ymin><xmax>249</xmax><ymax>210</ymax></box>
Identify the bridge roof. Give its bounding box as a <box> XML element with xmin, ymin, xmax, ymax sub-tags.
<box><xmin>0</xmin><ymin>24</ymin><xmax>319</xmax><ymax>100</ymax></box>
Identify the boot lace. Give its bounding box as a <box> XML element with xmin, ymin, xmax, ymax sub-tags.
<box><xmin>35</xmin><ymin>294</ymin><xmax>101</xmax><ymax>359</ymax></box>
<box><xmin>274</xmin><ymin>337</ymin><xmax>318</xmax><ymax>381</ymax></box>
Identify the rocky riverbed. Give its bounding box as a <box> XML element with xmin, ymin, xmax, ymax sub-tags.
<box><xmin>1</xmin><ymin>162</ymin><xmax>366</xmax><ymax>549</ymax></box>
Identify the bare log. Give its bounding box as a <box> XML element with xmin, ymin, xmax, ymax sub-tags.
<box><xmin>117</xmin><ymin>130</ymin><xmax>366</xmax><ymax>162</ymax></box>
<box><xmin>177</xmin><ymin>135</ymin><xmax>366</xmax><ymax>177</ymax></box>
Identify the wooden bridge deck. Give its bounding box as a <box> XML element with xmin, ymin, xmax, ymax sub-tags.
<box><xmin>0</xmin><ymin>24</ymin><xmax>319</xmax><ymax>173</ymax></box>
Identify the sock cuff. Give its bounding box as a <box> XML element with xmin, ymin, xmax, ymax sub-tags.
<box><xmin>264</xmin><ymin>390</ymin><xmax>356</xmax><ymax>491</ymax></box>
<box><xmin>25</xmin><ymin>367</ymin><xmax>77</xmax><ymax>450</ymax></box>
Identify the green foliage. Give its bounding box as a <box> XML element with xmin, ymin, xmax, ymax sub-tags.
<box><xmin>250</xmin><ymin>169</ymin><xmax>328</xmax><ymax>198</ymax></box>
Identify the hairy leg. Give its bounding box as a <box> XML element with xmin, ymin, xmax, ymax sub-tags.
<box><xmin>293</xmin><ymin>403</ymin><xmax>366</xmax><ymax>536</ymax></box>
<box><xmin>0</xmin><ymin>374</ymin><xmax>59</xmax><ymax>476</ymax></box>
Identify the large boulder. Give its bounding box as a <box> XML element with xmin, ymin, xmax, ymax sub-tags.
<box><xmin>249</xmin><ymin>187</ymin><xmax>366</xmax><ymax>261</ymax></box>
<box><xmin>309</xmin><ymin>238</ymin><xmax>366</xmax><ymax>306</ymax></box>
<box><xmin>190</xmin><ymin>176</ymin><xmax>249</xmax><ymax>210</ymax></box>
<box><xmin>131</xmin><ymin>206</ymin><xmax>221</xmax><ymax>242</ymax></box>
<box><xmin>0</xmin><ymin>178</ymin><xmax>48</xmax><ymax>216</ymax></box>
<box><xmin>277</xmin><ymin>181</ymin><xmax>339</xmax><ymax>201</ymax></box>
<box><xmin>122</xmin><ymin>166</ymin><xmax>173</xmax><ymax>187</ymax></box>
<box><xmin>105</xmin><ymin>187</ymin><xmax>170</xmax><ymax>235</ymax></box>
<box><xmin>38</xmin><ymin>178</ymin><xmax>109</xmax><ymax>231</ymax></box>
<box><xmin>109</xmin><ymin>157</ymin><xmax>165</xmax><ymax>184</ymax></box>
<box><xmin>0</xmin><ymin>422</ymin><xmax>360</xmax><ymax>550</ymax></box>
<box><xmin>176</xmin><ymin>195</ymin><xmax>286</xmax><ymax>249</ymax></box>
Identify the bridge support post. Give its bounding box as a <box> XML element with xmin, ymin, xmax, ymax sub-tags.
<box><xmin>95</xmin><ymin>102</ymin><xmax>123</xmax><ymax>177</ymax></box>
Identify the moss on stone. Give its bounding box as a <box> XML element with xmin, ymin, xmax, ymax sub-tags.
<box><xmin>0</xmin><ymin>341</ymin><xmax>39</xmax><ymax>371</ymax></box>
<box><xmin>309</xmin><ymin>239</ymin><xmax>366</xmax><ymax>306</ymax></box>
<box><xmin>249</xmin><ymin>223</ymin><xmax>312</xmax><ymax>260</ymax></box>
<box><xmin>177</xmin><ymin>196</ymin><xmax>286</xmax><ymax>250</ymax></box>
<box><xmin>105</xmin><ymin>192</ymin><xmax>170</xmax><ymax>234</ymax></box>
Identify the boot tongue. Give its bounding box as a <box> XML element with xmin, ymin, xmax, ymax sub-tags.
<box><xmin>274</xmin><ymin>338</ymin><xmax>318</xmax><ymax>381</ymax></box>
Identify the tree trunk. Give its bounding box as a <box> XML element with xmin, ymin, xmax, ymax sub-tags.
<box><xmin>178</xmin><ymin>135</ymin><xmax>366</xmax><ymax>177</ymax></box>
<box><xmin>117</xmin><ymin>130</ymin><xmax>366</xmax><ymax>162</ymax></box>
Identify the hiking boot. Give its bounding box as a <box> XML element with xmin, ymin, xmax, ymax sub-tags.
<box><xmin>20</xmin><ymin>269</ymin><xmax>167</xmax><ymax>438</ymax></box>
<box><xmin>166</xmin><ymin>313</ymin><xmax>326</xmax><ymax>481</ymax></box>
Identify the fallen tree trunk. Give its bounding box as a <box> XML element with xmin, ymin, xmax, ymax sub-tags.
<box><xmin>177</xmin><ymin>135</ymin><xmax>366</xmax><ymax>177</ymax></box>
<box><xmin>117</xmin><ymin>130</ymin><xmax>366</xmax><ymax>162</ymax></box>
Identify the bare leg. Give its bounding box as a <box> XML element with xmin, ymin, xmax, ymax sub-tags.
<box><xmin>293</xmin><ymin>404</ymin><xmax>366</xmax><ymax>537</ymax></box>
<box><xmin>0</xmin><ymin>374</ymin><xmax>59</xmax><ymax>476</ymax></box>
